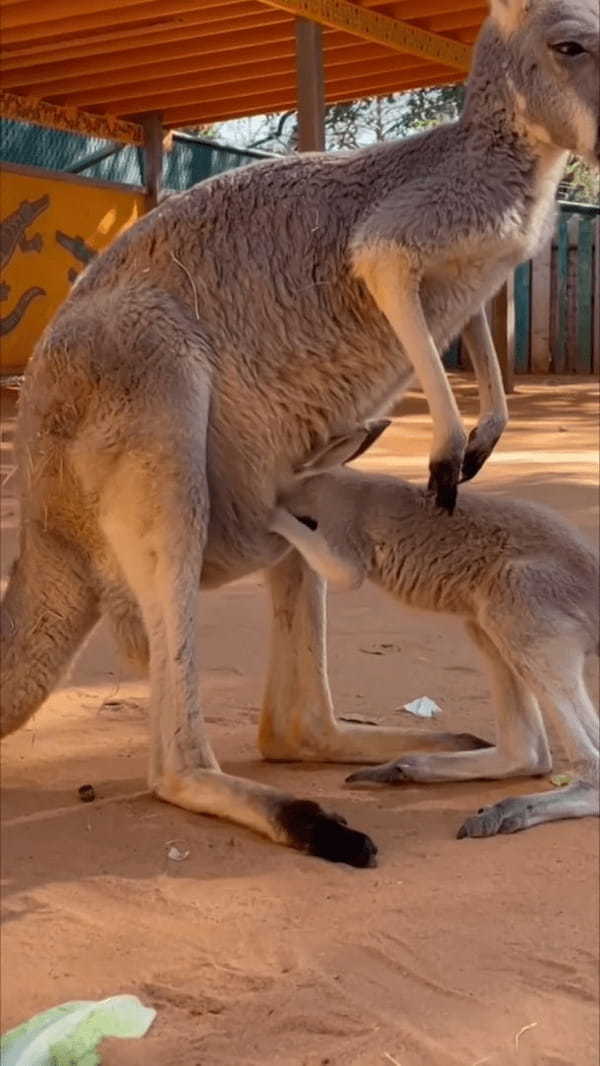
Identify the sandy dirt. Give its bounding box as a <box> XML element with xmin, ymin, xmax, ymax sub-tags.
<box><xmin>1</xmin><ymin>378</ymin><xmax>598</xmax><ymax>1066</ymax></box>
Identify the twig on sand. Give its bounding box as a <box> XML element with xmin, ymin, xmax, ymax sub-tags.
<box><xmin>0</xmin><ymin>464</ymin><xmax>17</xmax><ymax>489</ymax></box>
<box><xmin>515</xmin><ymin>1021</ymin><xmax>538</xmax><ymax>1052</ymax></box>
<box><xmin>383</xmin><ymin>1054</ymin><xmax>402</xmax><ymax>1066</ymax></box>
<box><xmin>170</xmin><ymin>251</ymin><xmax>200</xmax><ymax>320</ymax></box>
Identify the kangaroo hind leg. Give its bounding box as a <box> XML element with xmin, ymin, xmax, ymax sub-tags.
<box><xmin>260</xmin><ymin>551</ymin><xmax>489</xmax><ymax>766</ymax></box>
<box><xmin>347</xmin><ymin>620</ymin><xmax>550</xmax><ymax>785</ymax></box>
<box><xmin>459</xmin><ymin>635</ymin><xmax>599</xmax><ymax>838</ymax></box>
<box><xmin>99</xmin><ymin>386</ymin><xmax>376</xmax><ymax>867</ymax></box>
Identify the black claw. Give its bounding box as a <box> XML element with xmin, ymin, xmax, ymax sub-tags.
<box><xmin>428</xmin><ymin>459</ymin><xmax>459</xmax><ymax>515</ymax></box>
<box><xmin>460</xmin><ymin>447</ymin><xmax>489</xmax><ymax>484</ymax></box>
<box><xmin>278</xmin><ymin>799</ymin><xmax>378</xmax><ymax>867</ymax></box>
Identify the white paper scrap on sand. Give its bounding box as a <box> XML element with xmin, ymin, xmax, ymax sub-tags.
<box><xmin>0</xmin><ymin>994</ymin><xmax>156</xmax><ymax>1066</ymax></box>
<box><xmin>401</xmin><ymin>697</ymin><xmax>442</xmax><ymax>719</ymax></box>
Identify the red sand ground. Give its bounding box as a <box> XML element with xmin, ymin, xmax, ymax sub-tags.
<box><xmin>1</xmin><ymin>378</ymin><xmax>598</xmax><ymax>1066</ymax></box>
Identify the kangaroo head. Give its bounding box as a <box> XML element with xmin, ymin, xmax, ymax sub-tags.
<box><xmin>485</xmin><ymin>0</ymin><xmax>599</xmax><ymax>164</ymax></box>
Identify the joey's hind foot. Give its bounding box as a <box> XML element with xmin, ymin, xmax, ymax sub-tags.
<box><xmin>457</xmin><ymin>781</ymin><xmax>599</xmax><ymax>838</ymax></box>
<box><xmin>457</xmin><ymin>798</ymin><xmax>534</xmax><ymax>838</ymax></box>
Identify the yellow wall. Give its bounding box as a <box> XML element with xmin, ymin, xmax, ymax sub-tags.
<box><xmin>1</xmin><ymin>165</ymin><xmax>145</xmax><ymax>373</ymax></box>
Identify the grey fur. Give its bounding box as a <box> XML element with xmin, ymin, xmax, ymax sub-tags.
<box><xmin>1</xmin><ymin>0</ymin><xmax>598</xmax><ymax>859</ymax></box>
<box><xmin>272</xmin><ymin>423</ymin><xmax>599</xmax><ymax>835</ymax></box>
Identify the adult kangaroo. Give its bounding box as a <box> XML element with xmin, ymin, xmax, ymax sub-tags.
<box><xmin>1</xmin><ymin>0</ymin><xmax>598</xmax><ymax>865</ymax></box>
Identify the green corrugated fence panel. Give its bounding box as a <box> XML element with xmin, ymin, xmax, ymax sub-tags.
<box><xmin>443</xmin><ymin>338</ymin><xmax>461</xmax><ymax>369</ymax></box>
<box><xmin>0</xmin><ymin>120</ymin><xmax>268</xmax><ymax>189</ymax></box>
<box><xmin>553</xmin><ymin>211</ymin><xmax>570</xmax><ymax>373</ymax></box>
<box><xmin>514</xmin><ymin>260</ymin><xmax>531</xmax><ymax>372</ymax></box>
<box><xmin>576</xmin><ymin>215</ymin><xmax>594</xmax><ymax>373</ymax></box>
<box><xmin>0</xmin><ymin>117</ymin><xmax>114</xmax><ymax>173</ymax></box>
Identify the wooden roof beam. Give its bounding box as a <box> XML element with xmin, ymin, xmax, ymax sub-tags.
<box><xmin>0</xmin><ymin>0</ymin><xmax>485</xmax><ymax>46</ymax></box>
<box><xmin>0</xmin><ymin>0</ymin><xmax>249</xmax><ymax>47</ymax></box>
<box><xmin>5</xmin><ymin>26</ymin><xmax>396</xmax><ymax>97</ymax></box>
<box><xmin>163</xmin><ymin>70</ymin><xmax>459</xmax><ymax>126</ymax></box>
<box><xmin>257</xmin><ymin>0</ymin><xmax>471</xmax><ymax>70</ymax></box>
<box><xmin>1</xmin><ymin>2</ymin><xmax>270</xmax><ymax>64</ymax></box>
<box><xmin>1</xmin><ymin>7</ymin><xmax>289</xmax><ymax>71</ymax></box>
<box><xmin>0</xmin><ymin>0</ymin><xmax>244</xmax><ymax>31</ymax></box>
<box><xmin>11</xmin><ymin>29</ymin><xmax>413</xmax><ymax>100</ymax></box>
<box><xmin>421</xmin><ymin>7</ymin><xmax>487</xmax><ymax>32</ymax></box>
<box><xmin>388</xmin><ymin>0</ymin><xmax>484</xmax><ymax>17</ymax></box>
<box><xmin>15</xmin><ymin>36</ymin><xmax>385</xmax><ymax>100</ymax></box>
<box><xmin>138</xmin><ymin>60</ymin><xmax>456</xmax><ymax>122</ymax></box>
<box><xmin>2</xmin><ymin>20</ymin><xmax>298</xmax><ymax>90</ymax></box>
<box><xmin>88</xmin><ymin>53</ymin><xmax>449</xmax><ymax>115</ymax></box>
<box><xmin>0</xmin><ymin>89</ymin><xmax>144</xmax><ymax>144</ymax></box>
<box><xmin>54</xmin><ymin>47</ymin><xmax>434</xmax><ymax>110</ymax></box>
<box><xmin>455</xmin><ymin>27</ymin><xmax>479</xmax><ymax>43</ymax></box>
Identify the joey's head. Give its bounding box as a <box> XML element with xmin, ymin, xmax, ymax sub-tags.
<box><xmin>279</xmin><ymin>420</ymin><xmax>391</xmax><ymax>527</ymax></box>
<box><xmin>480</xmin><ymin>0</ymin><xmax>599</xmax><ymax>163</ymax></box>
<box><xmin>270</xmin><ymin>421</ymin><xmax>391</xmax><ymax>590</ymax></box>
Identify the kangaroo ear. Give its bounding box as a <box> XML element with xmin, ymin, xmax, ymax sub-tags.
<box><xmin>297</xmin><ymin>420</ymin><xmax>390</xmax><ymax>476</ymax></box>
<box><xmin>488</xmin><ymin>0</ymin><xmax>530</xmax><ymax>33</ymax></box>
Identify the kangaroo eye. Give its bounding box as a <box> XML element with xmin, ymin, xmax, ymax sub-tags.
<box><xmin>551</xmin><ymin>41</ymin><xmax>586</xmax><ymax>57</ymax></box>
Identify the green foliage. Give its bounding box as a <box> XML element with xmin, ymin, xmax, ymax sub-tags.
<box><xmin>559</xmin><ymin>157</ymin><xmax>600</xmax><ymax>205</ymax></box>
<box><xmin>400</xmin><ymin>83</ymin><xmax>466</xmax><ymax>131</ymax></box>
<box><xmin>204</xmin><ymin>83</ymin><xmax>467</xmax><ymax>155</ymax></box>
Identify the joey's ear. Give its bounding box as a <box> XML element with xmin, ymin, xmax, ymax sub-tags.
<box><xmin>296</xmin><ymin>420</ymin><xmax>391</xmax><ymax>476</ymax></box>
<box><xmin>488</xmin><ymin>0</ymin><xmax>531</xmax><ymax>34</ymax></box>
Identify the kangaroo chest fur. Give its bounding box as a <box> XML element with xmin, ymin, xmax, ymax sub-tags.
<box><xmin>77</xmin><ymin>130</ymin><xmax>559</xmax><ymax>427</ymax></box>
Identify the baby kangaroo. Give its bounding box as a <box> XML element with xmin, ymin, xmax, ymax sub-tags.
<box><xmin>271</xmin><ymin>422</ymin><xmax>599</xmax><ymax>839</ymax></box>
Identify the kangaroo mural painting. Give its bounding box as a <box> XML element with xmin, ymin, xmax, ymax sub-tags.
<box><xmin>55</xmin><ymin>231</ymin><xmax>97</xmax><ymax>284</ymax></box>
<box><xmin>0</xmin><ymin>167</ymin><xmax>143</xmax><ymax>374</ymax></box>
<box><xmin>0</xmin><ymin>196</ymin><xmax>49</xmax><ymax>339</ymax></box>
